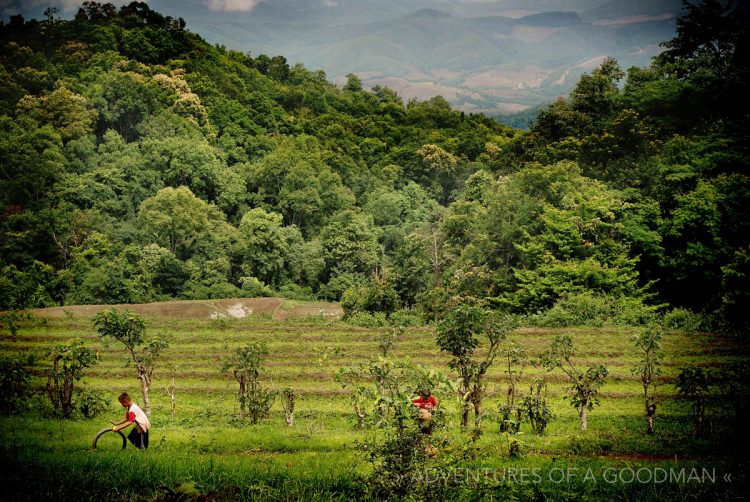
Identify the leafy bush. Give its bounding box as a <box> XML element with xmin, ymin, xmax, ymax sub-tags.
<box><xmin>498</xmin><ymin>403</ymin><xmax>522</xmax><ymax>434</ymax></box>
<box><xmin>240</xmin><ymin>276</ymin><xmax>273</xmax><ymax>297</ymax></box>
<box><xmin>46</xmin><ymin>339</ymin><xmax>99</xmax><ymax>418</ymax></box>
<box><xmin>222</xmin><ymin>342</ymin><xmax>275</xmax><ymax>424</ymax></box>
<box><xmin>184</xmin><ymin>281</ymin><xmax>242</xmax><ymax>300</ymax></box>
<box><xmin>361</xmin><ymin>427</ymin><xmax>430</xmax><ymax>499</ymax></box>
<box><xmin>663</xmin><ymin>308</ymin><xmax>705</xmax><ymax>332</ymax></box>
<box><xmin>0</xmin><ymin>353</ymin><xmax>35</xmax><ymax>415</ymax></box>
<box><xmin>523</xmin><ymin>377</ymin><xmax>553</xmax><ymax>435</ymax></box>
<box><xmin>75</xmin><ymin>387</ymin><xmax>109</xmax><ymax>418</ymax></box>
<box><xmin>532</xmin><ymin>293</ymin><xmax>659</xmax><ymax>327</ymax></box>
<box><xmin>0</xmin><ymin>310</ymin><xmax>31</xmax><ymax>337</ymax></box>
<box><xmin>534</xmin><ymin>292</ymin><xmax>610</xmax><ymax>327</ymax></box>
<box><xmin>341</xmin><ymin>274</ymin><xmax>400</xmax><ymax>318</ymax></box>
<box><xmin>346</xmin><ymin>311</ymin><xmax>389</xmax><ymax>328</ymax></box>
<box><xmin>611</xmin><ymin>296</ymin><xmax>660</xmax><ymax>326</ymax></box>
<box><xmin>388</xmin><ymin>308</ymin><xmax>423</xmax><ymax>327</ymax></box>
<box><xmin>276</xmin><ymin>283</ymin><xmax>316</xmax><ymax>301</ymax></box>
<box><xmin>320</xmin><ymin>272</ymin><xmax>365</xmax><ymax>302</ymax></box>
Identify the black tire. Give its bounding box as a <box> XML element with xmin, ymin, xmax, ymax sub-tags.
<box><xmin>92</xmin><ymin>428</ymin><xmax>127</xmax><ymax>450</ymax></box>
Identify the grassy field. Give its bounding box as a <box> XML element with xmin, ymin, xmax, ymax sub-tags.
<box><xmin>1</xmin><ymin>308</ymin><xmax>748</xmax><ymax>500</ymax></box>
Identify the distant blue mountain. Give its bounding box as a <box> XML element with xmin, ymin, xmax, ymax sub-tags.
<box><xmin>0</xmin><ymin>0</ymin><xmax>684</xmax><ymax>114</ymax></box>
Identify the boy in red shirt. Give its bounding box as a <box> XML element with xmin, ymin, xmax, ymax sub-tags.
<box><xmin>111</xmin><ymin>392</ymin><xmax>151</xmax><ymax>449</ymax></box>
<box><xmin>412</xmin><ymin>388</ymin><xmax>436</xmax><ymax>435</ymax></box>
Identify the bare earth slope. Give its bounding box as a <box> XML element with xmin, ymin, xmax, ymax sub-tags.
<box><xmin>30</xmin><ymin>298</ymin><xmax>343</xmax><ymax>321</ymax></box>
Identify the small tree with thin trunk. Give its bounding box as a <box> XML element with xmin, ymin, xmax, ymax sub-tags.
<box><xmin>93</xmin><ymin>309</ymin><xmax>168</xmax><ymax>418</ymax></box>
<box><xmin>436</xmin><ymin>298</ymin><xmax>518</xmax><ymax>429</ymax></box>
<box><xmin>631</xmin><ymin>324</ymin><xmax>663</xmax><ymax>434</ymax></box>
<box><xmin>498</xmin><ymin>341</ymin><xmax>528</xmax><ymax>434</ymax></box>
<box><xmin>336</xmin><ymin>364</ymin><xmax>376</xmax><ymax>429</ymax></box>
<box><xmin>523</xmin><ymin>377</ymin><xmax>552</xmax><ymax>435</ymax></box>
<box><xmin>543</xmin><ymin>335</ymin><xmax>608</xmax><ymax>431</ymax></box>
<box><xmin>222</xmin><ymin>342</ymin><xmax>274</xmax><ymax>423</ymax></box>
<box><xmin>281</xmin><ymin>387</ymin><xmax>295</xmax><ymax>427</ymax></box>
<box><xmin>46</xmin><ymin>339</ymin><xmax>98</xmax><ymax>418</ymax></box>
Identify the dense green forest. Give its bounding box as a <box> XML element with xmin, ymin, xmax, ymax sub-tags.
<box><xmin>1</xmin><ymin>1</ymin><xmax>748</xmax><ymax>333</ymax></box>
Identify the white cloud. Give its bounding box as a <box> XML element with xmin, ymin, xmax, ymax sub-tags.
<box><xmin>204</xmin><ymin>0</ymin><xmax>259</xmax><ymax>12</ymax></box>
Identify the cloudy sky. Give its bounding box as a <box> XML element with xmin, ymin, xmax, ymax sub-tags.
<box><xmin>1</xmin><ymin>0</ymin><xmax>644</xmax><ymax>20</ymax></box>
<box><xmin>3</xmin><ymin>0</ymin><xmax>314</xmax><ymax>18</ymax></box>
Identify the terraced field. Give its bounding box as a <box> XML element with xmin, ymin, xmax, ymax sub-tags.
<box><xmin>1</xmin><ymin>307</ymin><xmax>747</xmax><ymax>500</ymax></box>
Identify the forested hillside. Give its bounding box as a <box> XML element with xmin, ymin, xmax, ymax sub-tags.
<box><xmin>1</xmin><ymin>1</ymin><xmax>748</xmax><ymax>333</ymax></box>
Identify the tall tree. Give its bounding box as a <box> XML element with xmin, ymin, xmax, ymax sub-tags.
<box><xmin>436</xmin><ymin>299</ymin><xmax>517</xmax><ymax>428</ymax></box>
<box><xmin>93</xmin><ymin>309</ymin><xmax>168</xmax><ymax>418</ymax></box>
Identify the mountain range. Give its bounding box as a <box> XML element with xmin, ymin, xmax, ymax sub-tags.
<box><xmin>4</xmin><ymin>0</ymin><xmax>683</xmax><ymax>116</ymax></box>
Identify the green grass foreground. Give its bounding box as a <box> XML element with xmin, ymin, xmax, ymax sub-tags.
<box><xmin>1</xmin><ymin>314</ymin><xmax>748</xmax><ymax>500</ymax></box>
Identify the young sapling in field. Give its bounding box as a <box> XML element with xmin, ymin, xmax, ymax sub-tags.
<box><xmin>436</xmin><ymin>298</ymin><xmax>518</xmax><ymax>429</ymax></box>
<box><xmin>93</xmin><ymin>309</ymin><xmax>168</xmax><ymax>417</ymax></box>
<box><xmin>359</xmin><ymin>358</ymin><xmax>454</xmax><ymax>499</ymax></box>
<box><xmin>335</xmin><ymin>365</ymin><xmax>375</xmax><ymax>428</ymax></box>
<box><xmin>165</xmin><ymin>364</ymin><xmax>177</xmax><ymax>417</ymax></box>
<box><xmin>631</xmin><ymin>324</ymin><xmax>663</xmax><ymax>434</ymax></box>
<box><xmin>222</xmin><ymin>342</ymin><xmax>275</xmax><ymax>423</ymax></box>
<box><xmin>498</xmin><ymin>341</ymin><xmax>527</xmax><ymax>434</ymax></box>
<box><xmin>543</xmin><ymin>334</ymin><xmax>608</xmax><ymax>431</ymax></box>
<box><xmin>0</xmin><ymin>310</ymin><xmax>28</xmax><ymax>337</ymax></box>
<box><xmin>523</xmin><ymin>377</ymin><xmax>552</xmax><ymax>435</ymax></box>
<box><xmin>281</xmin><ymin>387</ymin><xmax>295</xmax><ymax>427</ymax></box>
<box><xmin>46</xmin><ymin>339</ymin><xmax>98</xmax><ymax>418</ymax></box>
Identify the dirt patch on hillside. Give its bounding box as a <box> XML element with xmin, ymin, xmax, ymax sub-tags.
<box><xmin>30</xmin><ymin>298</ymin><xmax>343</xmax><ymax>321</ymax></box>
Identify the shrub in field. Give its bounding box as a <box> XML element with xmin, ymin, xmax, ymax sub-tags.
<box><xmin>240</xmin><ymin>276</ymin><xmax>273</xmax><ymax>297</ymax></box>
<box><xmin>662</xmin><ymin>308</ymin><xmax>705</xmax><ymax>332</ymax></box>
<box><xmin>357</xmin><ymin>359</ymin><xmax>455</xmax><ymax>499</ymax></box>
<box><xmin>533</xmin><ymin>293</ymin><xmax>611</xmax><ymax>327</ymax></box>
<box><xmin>362</xmin><ymin>427</ymin><xmax>431</xmax><ymax>498</ymax></box>
<box><xmin>341</xmin><ymin>268</ymin><xmax>400</xmax><ymax>317</ymax></box>
<box><xmin>0</xmin><ymin>353</ymin><xmax>34</xmax><ymax>415</ymax></box>
<box><xmin>0</xmin><ymin>310</ymin><xmax>30</xmax><ymax>337</ymax></box>
<box><xmin>93</xmin><ymin>309</ymin><xmax>168</xmax><ymax>417</ymax></box>
<box><xmin>276</xmin><ymin>283</ymin><xmax>316</xmax><ymax>301</ymax></box>
<box><xmin>388</xmin><ymin>308</ymin><xmax>423</xmax><ymax>327</ymax></box>
<box><xmin>610</xmin><ymin>296</ymin><xmax>661</xmax><ymax>326</ymax></box>
<box><xmin>281</xmin><ymin>387</ymin><xmax>295</xmax><ymax>427</ymax></box>
<box><xmin>543</xmin><ymin>335</ymin><xmax>608</xmax><ymax>431</ymax></box>
<box><xmin>165</xmin><ymin>369</ymin><xmax>177</xmax><ymax>417</ymax></box>
<box><xmin>336</xmin><ymin>330</ymin><xmax>400</xmax><ymax>427</ymax></box>
<box><xmin>532</xmin><ymin>293</ymin><xmax>659</xmax><ymax>327</ymax></box>
<box><xmin>631</xmin><ymin>324</ymin><xmax>663</xmax><ymax>434</ymax></box>
<box><xmin>222</xmin><ymin>342</ymin><xmax>275</xmax><ymax>424</ymax></box>
<box><xmin>377</xmin><ymin>329</ymin><xmax>398</xmax><ymax>358</ymax></box>
<box><xmin>46</xmin><ymin>339</ymin><xmax>98</xmax><ymax>418</ymax></box>
<box><xmin>336</xmin><ymin>363</ymin><xmax>377</xmax><ymax>428</ymax></box>
<box><xmin>345</xmin><ymin>311</ymin><xmax>388</xmax><ymax>328</ymax></box>
<box><xmin>717</xmin><ymin>363</ymin><xmax>750</xmax><ymax>432</ymax></box>
<box><xmin>676</xmin><ymin>366</ymin><xmax>712</xmax><ymax>437</ymax></box>
<box><xmin>75</xmin><ymin>387</ymin><xmax>108</xmax><ymax>418</ymax></box>
<box><xmin>523</xmin><ymin>377</ymin><xmax>553</xmax><ymax>435</ymax></box>
<box><xmin>498</xmin><ymin>341</ymin><xmax>527</xmax><ymax>434</ymax></box>
<box><xmin>436</xmin><ymin>298</ymin><xmax>518</xmax><ymax>428</ymax></box>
